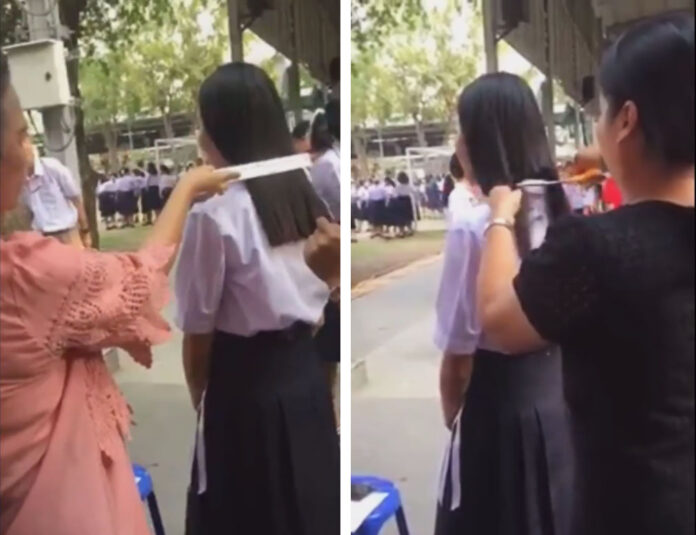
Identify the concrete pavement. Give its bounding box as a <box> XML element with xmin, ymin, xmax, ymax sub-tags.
<box><xmin>116</xmin><ymin>290</ymin><xmax>195</xmax><ymax>535</ymax></box>
<box><xmin>352</xmin><ymin>258</ymin><xmax>449</xmax><ymax>535</ymax></box>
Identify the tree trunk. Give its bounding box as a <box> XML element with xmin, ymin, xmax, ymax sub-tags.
<box><xmin>162</xmin><ymin>109</ymin><xmax>175</xmax><ymax>139</ymax></box>
<box><xmin>352</xmin><ymin>127</ymin><xmax>369</xmax><ymax>179</ymax></box>
<box><xmin>102</xmin><ymin>123</ymin><xmax>119</xmax><ymax>172</ymax></box>
<box><xmin>65</xmin><ymin>52</ymin><xmax>100</xmax><ymax>249</ymax></box>
<box><xmin>60</xmin><ymin>1</ymin><xmax>100</xmax><ymax>249</ymax></box>
<box><xmin>413</xmin><ymin>115</ymin><xmax>427</xmax><ymax>147</ymax></box>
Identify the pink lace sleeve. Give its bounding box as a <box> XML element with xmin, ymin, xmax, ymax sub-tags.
<box><xmin>11</xmin><ymin>235</ymin><xmax>174</xmax><ymax>368</ymax></box>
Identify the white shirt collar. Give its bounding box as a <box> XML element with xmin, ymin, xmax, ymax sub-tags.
<box><xmin>32</xmin><ymin>157</ymin><xmax>46</xmax><ymax>178</ymax></box>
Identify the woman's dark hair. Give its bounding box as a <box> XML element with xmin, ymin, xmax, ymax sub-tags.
<box><xmin>329</xmin><ymin>57</ymin><xmax>340</xmax><ymax>85</ymax></box>
<box><xmin>458</xmin><ymin>72</ymin><xmax>569</xmax><ymax>252</ymax></box>
<box><xmin>310</xmin><ymin>110</ymin><xmax>335</xmax><ymax>153</ymax></box>
<box><xmin>385</xmin><ymin>177</ymin><xmax>395</xmax><ymax>187</ymax></box>
<box><xmin>1</xmin><ymin>53</ymin><xmax>10</xmax><ymax>157</ymax></box>
<box><xmin>147</xmin><ymin>162</ymin><xmax>158</xmax><ymax>175</ymax></box>
<box><xmin>160</xmin><ymin>164</ymin><xmax>171</xmax><ymax>174</ymax></box>
<box><xmin>449</xmin><ymin>153</ymin><xmax>464</xmax><ymax>180</ymax></box>
<box><xmin>1</xmin><ymin>52</ymin><xmax>9</xmax><ymax>103</ymax></box>
<box><xmin>599</xmin><ymin>12</ymin><xmax>694</xmax><ymax>167</ymax></box>
<box><xmin>397</xmin><ymin>172</ymin><xmax>409</xmax><ymax>185</ymax></box>
<box><xmin>458</xmin><ymin>72</ymin><xmax>558</xmax><ymax>192</ymax></box>
<box><xmin>121</xmin><ymin>167</ymin><xmax>130</xmax><ymax>176</ymax></box>
<box><xmin>199</xmin><ymin>63</ymin><xmax>328</xmax><ymax>246</ymax></box>
<box><xmin>292</xmin><ymin>120</ymin><xmax>310</xmax><ymax>140</ymax></box>
<box><xmin>325</xmin><ymin>99</ymin><xmax>340</xmax><ymax>141</ymax></box>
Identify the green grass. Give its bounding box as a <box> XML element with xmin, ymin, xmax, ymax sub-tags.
<box><xmin>99</xmin><ymin>225</ymin><xmax>150</xmax><ymax>252</ymax></box>
<box><xmin>351</xmin><ymin>229</ymin><xmax>445</xmax><ymax>286</ymax></box>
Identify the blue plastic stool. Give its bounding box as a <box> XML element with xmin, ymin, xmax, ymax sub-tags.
<box><xmin>133</xmin><ymin>464</ymin><xmax>166</xmax><ymax>535</ymax></box>
<box><xmin>352</xmin><ymin>475</ymin><xmax>410</xmax><ymax>535</ymax></box>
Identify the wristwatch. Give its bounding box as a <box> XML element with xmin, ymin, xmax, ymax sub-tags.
<box><xmin>484</xmin><ymin>217</ymin><xmax>514</xmax><ymax>235</ymax></box>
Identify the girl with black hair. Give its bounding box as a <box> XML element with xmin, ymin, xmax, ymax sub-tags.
<box><xmin>434</xmin><ymin>72</ymin><xmax>574</xmax><ymax>535</ymax></box>
<box><xmin>309</xmin><ymin>108</ymin><xmax>341</xmax><ymax>427</ymax></box>
<box><xmin>309</xmin><ymin>109</ymin><xmax>341</xmax><ymax>222</ymax></box>
<box><xmin>159</xmin><ymin>163</ymin><xmax>176</xmax><ymax>205</ymax></box>
<box><xmin>389</xmin><ymin>172</ymin><xmax>416</xmax><ymax>237</ymax></box>
<box><xmin>175</xmin><ymin>62</ymin><xmax>338</xmax><ymax>535</ymax></box>
<box><xmin>142</xmin><ymin>161</ymin><xmax>161</xmax><ymax>225</ymax></box>
<box><xmin>478</xmin><ymin>13</ymin><xmax>694</xmax><ymax>535</ymax></box>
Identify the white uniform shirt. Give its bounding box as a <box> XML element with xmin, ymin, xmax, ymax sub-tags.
<box><xmin>116</xmin><ymin>176</ymin><xmax>132</xmax><ymax>192</ymax></box>
<box><xmin>368</xmin><ymin>184</ymin><xmax>386</xmax><ymax>201</ymax></box>
<box><xmin>563</xmin><ymin>183</ymin><xmax>585</xmax><ymax>211</ymax></box>
<box><xmin>447</xmin><ymin>183</ymin><xmax>476</xmax><ymax>223</ymax></box>
<box><xmin>310</xmin><ymin>148</ymin><xmax>341</xmax><ymax>222</ymax></box>
<box><xmin>102</xmin><ymin>179</ymin><xmax>117</xmax><ymax>193</ymax></box>
<box><xmin>175</xmin><ymin>183</ymin><xmax>330</xmax><ymax>336</ymax></box>
<box><xmin>146</xmin><ymin>174</ymin><xmax>160</xmax><ymax>188</ymax></box>
<box><xmin>21</xmin><ymin>157</ymin><xmax>80</xmax><ymax>233</ymax></box>
<box><xmin>434</xmin><ymin>203</ymin><xmax>500</xmax><ymax>354</ymax></box>
<box><xmin>159</xmin><ymin>174</ymin><xmax>177</xmax><ymax>193</ymax></box>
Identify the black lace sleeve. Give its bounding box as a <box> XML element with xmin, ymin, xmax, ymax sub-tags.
<box><xmin>513</xmin><ymin>215</ymin><xmax>600</xmax><ymax>344</ymax></box>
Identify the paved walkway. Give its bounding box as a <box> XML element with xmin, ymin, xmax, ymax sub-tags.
<box><xmin>352</xmin><ymin>258</ymin><xmax>448</xmax><ymax>535</ymax></box>
<box><xmin>116</xmin><ymin>290</ymin><xmax>194</xmax><ymax>535</ymax></box>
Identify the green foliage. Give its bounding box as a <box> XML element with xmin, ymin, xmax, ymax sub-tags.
<box><xmin>351</xmin><ymin>0</ymin><xmax>425</xmax><ymax>52</ymax></box>
<box><xmin>352</xmin><ymin>0</ymin><xmax>482</xmax><ymax>131</ymax></box>
<box><xmin>0</xmin><ymin>0</ymin><xmax>26</xmax><ymax>45</ymax></box>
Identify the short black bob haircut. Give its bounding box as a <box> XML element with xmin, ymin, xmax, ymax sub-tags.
<box><xmin>199</xmin><ymin>63</ymin><xmax>329</xmax><ymax>246</ymax></box>
<box><xmin>449</xmin><ymin>153</ymin><xmax>464</xmax><ymax>180</ymax></box>
<box><xmin>599</xmin><ymin>11</ymin><xmax>694</xmax><ymax>168</ymax></box>
<box><xmin>457</xmin><ymin>72</ymin><xmax>558</xmax><ymax>193</ymax></box>
<box><xmin>458</xmin><ymin>72</ymin><xmax>569</xmax><ymax>252</ymax></box>
<box><xmin>397</xmin><ymin>171</ymin><xmax>409</xmax><ymax>185</ymax></box>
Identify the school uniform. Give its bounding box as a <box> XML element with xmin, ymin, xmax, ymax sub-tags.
<box><xmin>391</xmin><ymin>183</ymin><xmax>416</xmax><ymax>228</ymax></box>
<box><xmin>357</xmin><ymin>186</ymin><xmax>369</xmax><ymax>221</ymax></box>
<box><xmin>175</xmin><ymin>183</ymin><xmax>339</xmax><ymax>535</ymax></box>
<box><xmin>133</xmin><ymin>175</ymin><xmax>146</xmax><ymax>217</ymax></box>
<box><xmin>562</xmin><ymin>183</ymin><xmax>585</xmax><ymax>215</ymax></box>
<box><xmin>96</xmin><ymin>180</ymin><xmax>112</xmax><ymax>219</ymax></box>
<box><xmin>144</xmin><ymin>173</ymin><xmax>162</xmax><ymax>212</ymax></box>
<box><xmin>446</xmin><ymin>182</ymin><xmax>476</xmax><ymax>224</ymax></box>
<box><xmin>433</xmin><ymin>203</ymin><xmax>575</xmax><ymax>535</ymax></box>
<box><xmin>159</xmin><ymin>174</ymin><xmax>176</xmax><ymax>205</ymax></box>
<box><xmin>367</xmin><ymin>184</ymin><xmax>387</xmax><ymax>226</ymax></box>
<box><xmin>351</xmin><ymin>186</ymin><xmax>358</xmax><ymax>230</ymax></box>
<box><xmin>310</xmin><ymin>147</ymin><xmax>340</xmax><ymax>222</ymax></box>
<box><xmin>20</xmin><ymin>157</ymin><xmax>80</xmax><ymax>238</ymax></box>
<box><xmin>114</xmin><ymin>176</ymin><xmax>131</xmax><ymax>217</ymax></box>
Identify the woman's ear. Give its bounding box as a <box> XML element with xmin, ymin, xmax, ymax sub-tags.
<box><xmin>616</xmin><ymin>100</ymin><xmax>640</xmax><ymax>145</ymax></box>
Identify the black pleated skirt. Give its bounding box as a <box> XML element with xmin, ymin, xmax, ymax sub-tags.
<box><xmin>161</xmin><ymin>187</ymin><xmax>173</xmax><ymax>206</ymax></box>
<box><xmin>143</xmin><ymin>185</ymin><xmax>161</xmax><ymax>212</ymax></box>
<box><xmin>185</xmin><ymin>323</ymin><xmax>340</xmax><ymax>535</ymax></box>
<box><xmin>315</xmin><ymin>300</ymin><xmax>340</xmax><ymax>363</ymax></box>
<box><xmin>435</xmin><ymin>348</ymin><xmax>576</xmax><ymax>535</ymax></box>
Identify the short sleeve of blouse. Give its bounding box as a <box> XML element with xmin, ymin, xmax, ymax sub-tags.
<box><xmin>513</xmin><ymin>215</ymin><xmax>601</xmax><ymax>344</ymax></box>
<box><xmin>434</xmin><ymin>221</ymin><xmax>483</xmax><ymax>354</ymax></box>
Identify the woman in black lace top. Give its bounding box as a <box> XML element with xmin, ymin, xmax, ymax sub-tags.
<box><xmin>476</xmin><ymin>13</ymin><xmax>694</xmax><ymax>535</ymax></box>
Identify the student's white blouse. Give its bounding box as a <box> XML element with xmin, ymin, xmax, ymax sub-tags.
<box><xmin>174</xmin><ymin>183</ymin><xmax>330</xmax><ymax>336</ymax></box>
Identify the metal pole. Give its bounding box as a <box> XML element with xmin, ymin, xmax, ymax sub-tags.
<box><xmin>227</xmin><ymin>0</ymin><xmax>244</xmax><ymax>61</ymax></box>
<box><xmin>542</xmin><ymin>0</ymin><xmax>557</xmax><ymax>159</ymax></box>
<box><xmin>26</xmin><ymin>0</ymin><xmax>81</xmax><ymax>192</ymax></box>
<box><xmin>288</xmin><ymin>1</ymin><xmax>302</xmax><ymax>124</ymax></box>
<box><xmin>483</xmin><ymin>0</ymin><xmax>498</xmax><ymax>73</ymax></box>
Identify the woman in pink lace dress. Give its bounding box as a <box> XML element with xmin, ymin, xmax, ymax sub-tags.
<box><xmin>0</xmin><ymin>55</ymin><xmax>236</xmax><ymax>535</ymax></box>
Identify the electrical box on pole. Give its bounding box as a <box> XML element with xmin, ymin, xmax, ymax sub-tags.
<box><xmin>2</xmin><ymin>40</ymin><xmax>72</xmax><ymax>110</ymax></box>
